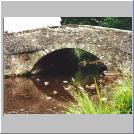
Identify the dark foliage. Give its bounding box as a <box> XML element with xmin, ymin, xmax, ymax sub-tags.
<box><xmin>61</xmin><ymin>17</ymin><xmax>132</xmax><ymax>30</ymax></box>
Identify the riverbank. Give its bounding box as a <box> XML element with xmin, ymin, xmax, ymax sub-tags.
<box><xmin>65</xmin><ymin>73</ymin><xmax>132</xmax><ymax>114</ymax></box>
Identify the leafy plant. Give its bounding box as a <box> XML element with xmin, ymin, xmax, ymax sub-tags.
<box><xmin>65</xmin><ymin>74</ymin><xmax>132</xmax><ymax>114</ymax></box>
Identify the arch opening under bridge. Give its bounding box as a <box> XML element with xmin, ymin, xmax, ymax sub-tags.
<box><xmin>30</xmin><ymin>48</ymin><xmax>107</xmax><ymax>76</ymax></box>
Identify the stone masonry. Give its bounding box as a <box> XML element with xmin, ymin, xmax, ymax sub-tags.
<box><xmin>4</xmin><ymin>25</ymin><xmax>132</xmax><ymax>76</ymax></box>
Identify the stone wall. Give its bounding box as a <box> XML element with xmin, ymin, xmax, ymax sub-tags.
<box><xmin>4</xmin><ymin>25</ymin><xmax>132</xmax><ymax>76</ymax></box>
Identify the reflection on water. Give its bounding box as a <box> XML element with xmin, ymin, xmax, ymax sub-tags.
<box><xmin>4</xmin><ymin>48</ymin><xmax>118</xmax><ymax>114</ymax></box>
<box><xmin>4</xmin><ymin>71</ymin><xmax>100</xmax><ymax>114</ymax></box>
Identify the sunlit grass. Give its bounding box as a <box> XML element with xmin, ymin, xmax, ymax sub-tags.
<box><xmin>65</xmin><ymin>74</ymin><xmax>132</xmax><ymax>114</ymax></box>
<box><xmin>111</xmin><ymin>75</ymin><xmax>132</xmax><ymax>114</ymax></box>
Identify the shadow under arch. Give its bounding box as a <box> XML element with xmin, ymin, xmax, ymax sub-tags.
<box><xmin>29</xmin><ymin>48</ymin><xmax>108</xmax><ymax>102</ymax></box>
<box><xmin>31</xmin><ymin>48</ymin><xmax>107</xmax><ymax>75</ymax></box>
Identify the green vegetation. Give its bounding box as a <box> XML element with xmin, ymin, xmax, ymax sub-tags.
<box><xmin>111</xmin><ymin>75</ymin><xmax>132</xmax><ymax>114</ymax></box>
<box><xmin>65</xmin><ymin>74</ymin><xmax>132</xmax><ymax>114</ymax></box>
<box><xmin>72</xmin><ymin>48</ymin><xmax>100</xmax><ymax>63</ymax></box>
<box><xmin>61</xmin><ymin>17</ymin><xmax>132</xmax><ymax>30</ymax></box>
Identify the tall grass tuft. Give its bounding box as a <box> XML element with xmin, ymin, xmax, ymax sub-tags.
<box><xmin>111</xmin><ymin>75</ymin><xmax>132</xmax><ymax>114</ymax></box>
<box><xmin>65</xmin><ymin>74</ymin><xmax>132</xmax><ymax>114</ymax></box>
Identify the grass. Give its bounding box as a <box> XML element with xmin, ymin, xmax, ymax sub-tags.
<box><xmin>111</xmin><ymin>75</ymin><xmax>132</xmax><ymax>114</ymax></box>
<box><xmin>65</xmin><ymin>74</ymin><xmax>132</xmax><ymax>114</ymax></box>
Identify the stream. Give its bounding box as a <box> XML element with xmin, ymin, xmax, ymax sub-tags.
<box><xmin>4</xmin><ymin>48</ymin><xmax>119</xmax><ymax>114</ymax></box>
<box><xmin>4</xmin><ymin>71</ymin><xmax>104</xmax><ymax>114</ymax></box>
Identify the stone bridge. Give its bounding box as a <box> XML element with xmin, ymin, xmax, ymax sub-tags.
<box><xmin>4</xmin><ymin>25</ymin><xmax>132</xmax><ymax>76</ymax></box>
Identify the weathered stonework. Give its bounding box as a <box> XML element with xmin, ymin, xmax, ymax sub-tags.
<box><xmin>4</xmin><ymin>25</ymin><xmax>132</xmax><ymax>76</ymax></box>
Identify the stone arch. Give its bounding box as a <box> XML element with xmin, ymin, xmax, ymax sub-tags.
<box><xmin>39</xmin><ymin>43</ymin><xmax>109</xmax><ymax>66</ymax></box>
<box><xmin>30</xmin><ymin>47</ymin><xmax>107</xmax><ymax>75</ymax></box>
<box><xmin>4</xmin><ymin>25</ymin><xmax>132</xmax><ymax>76</ymax></box>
